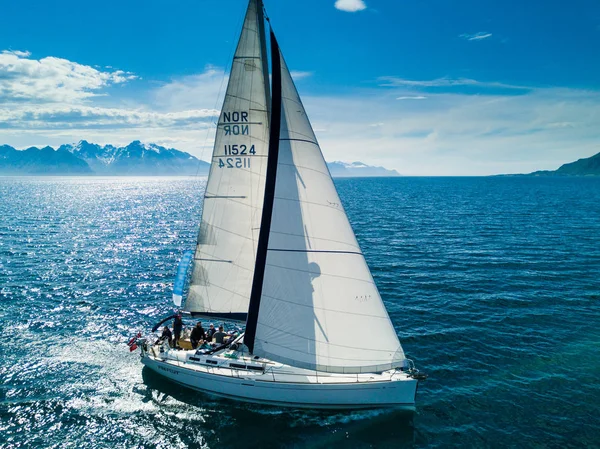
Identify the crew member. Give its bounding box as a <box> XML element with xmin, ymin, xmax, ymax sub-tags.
<box><xmin>156</xmin><ymin>326</ymin><xmax>173</xmax><ymax>346</ymax></box>
<box><xmin>206</xmin><ymin>323</ymin><xmax>216</xmax><ymax>341</ymax></box>
<box><xmin>190</xmin><ymin>322</ymin><xmax>206</xmax><ymax>349</ymax></box>
<box><xmin>173</xmin><ymin>314</ymin><xmax>183</xmax><ymax>348</ymax></box>
<box><xmin>213</xmin><ymin>325</ymin><xmax>227</xmax><ymax>344</ymax></box>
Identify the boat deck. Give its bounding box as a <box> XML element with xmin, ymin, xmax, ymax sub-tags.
<box><xmin>146</xmin><ymin>344</ymin><xmax>412</xmax><ymax>385</ymax></box>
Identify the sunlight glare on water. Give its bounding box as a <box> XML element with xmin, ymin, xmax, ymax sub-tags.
<box><xmin>1</xmin><ymin>176</ymin><xmax>599</xmax><ymax>448</ymax></box>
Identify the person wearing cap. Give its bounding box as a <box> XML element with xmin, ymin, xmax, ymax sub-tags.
<box><xmin>206</xmin><ymin>323</ymin><xmax>216</xmax><ymax>342</ymax></box>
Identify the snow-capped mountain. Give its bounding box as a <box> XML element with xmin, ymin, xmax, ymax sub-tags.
<box><xmin>1</xmin><ymin>141</ymin><xmax>400</xmax><ymax>177</ymax></box>
<box><xmin>0</xmin><ymin>144</ymin><xmax>93</xmax><ymax>174</ymax></box>
<box><xmin>58</xmin><ymin>140</ymin><xmax>209</xmax><ymax>175</ymax></box>
<box><xmin>326</xmin><ymin>161</ymin><xmax>400</xmax><ymax>177</ymax></box>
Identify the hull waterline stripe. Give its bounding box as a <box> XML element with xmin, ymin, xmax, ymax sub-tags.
<box><xmin>244</xmin><ymin>30</ymin><xmax>282</xmax><ymax>354</ymax></box>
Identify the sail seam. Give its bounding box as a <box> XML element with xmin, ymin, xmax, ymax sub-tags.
<box><xmin>217</xmin><ymin>122</ymin><xmax>264</xmax><ymax>126</ymax></box>
<box><xmin>264</xmin><ymin>261</ymin><xmax>375</xmax><ymax>285</ymax></box>
<box><xmin>196</xmin><ymin>222</ymin><xmax>259</xmax><ymax>241</ymax></box>
<box><xmin>190</xmin><ymin>280</ymin><xmax>249</xmax><ymax>301</ymax></box>
<box><xmin>267</xmin><ymin>248</ymin><xmax>363</xmax><ymax>256</ymax></box>
<box><xmin>279</xmin><ymin>138</ymin><xmax>318</xmax><ymax>145</ymax></box>
<box><xmin>259</xmin><ymin>294</ymin><xmax>389</xmax><ymax>320</ymax></box>
<box><xmin>204</xmin><ymin>195</ymin><xmax>247</xmax><ymax>199</ymax></box>
<box><xmin>199</xmin><ymin>197</ymin><xmax>262</xmax><ymax>210</ymax></box>
<box><xmin>276</xmin><ymin>162</ymin><xmax>329</xmax><ymax>177</ymax></box>
<box><xmin>273</xmin><ymin>194</ymin><xmax>350</xmax><ymax>214</ymax></box>
<box><xmin>211</xmin><ymin>155</ymin><xmax>268</xmax><ymax>159</ymax></box>
<box><xmin>268</xmin><ymin>229</ymin><xmax>361</xmax><ymax>249</ymax></box>
<box><xmin>194</xmin><ymin>258</ymin><xmax>233</xmax><ymax>263</ymax></box>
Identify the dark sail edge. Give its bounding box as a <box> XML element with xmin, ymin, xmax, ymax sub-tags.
<box><xmin>257</xmin><ymin>0</ymin><xmax>271</xmax><ymax>124</ymax></box>
<box><xmin>244</xmin><ymin>29</ymin><xmax>282</xmax><ymax>353</ymax></box>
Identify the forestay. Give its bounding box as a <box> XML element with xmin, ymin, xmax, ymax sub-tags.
<box><xmin>185</xmin><ymin>0</ymin><xmax>270</xmax><ymax>320</ymax></box>
<box><xmin>252</xmin><ymin>51</ymin><xmax>407</xmax><ymax>373</ymax></box>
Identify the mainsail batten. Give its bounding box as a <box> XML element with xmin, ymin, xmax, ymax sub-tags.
<box><xmin>185</xmin><ymin>0</ymin><xmax>270</xmax><ymax>319</ymax></box>
<box><xmin>250</xmin><ymin>50</ymin><xmax>407</xmax><ymax>374</ymax></box>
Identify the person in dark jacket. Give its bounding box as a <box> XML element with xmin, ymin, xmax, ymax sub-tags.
<box><xmin>206</xmin><ymin>323</ymin><xmax>216</xmax><ymax>342</ymax></box>
<box><xmin>173</xmin><ymin>315</ymin><xmax>183</xmax><ymax>348</ymax></box>
<box><xmin>156</xmin><ymin>326</ymin><xmax>172</xmax><ymax>346</ymax></box>
<box><xmin>190</xmin><ymin>322</ymin><xmax>206</xmax><ymax>349</ymax></box>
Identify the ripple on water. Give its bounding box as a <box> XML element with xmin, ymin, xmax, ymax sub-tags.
<box><xmin>1</xmin><ymin>176</ymin><xmax>599</xmax><ymax>448</ymax></box>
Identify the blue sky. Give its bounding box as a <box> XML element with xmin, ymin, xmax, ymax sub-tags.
<box><xmin>1</xmin><ymin>0</ymin><xmax>599</xmax><ymax>175</ymax></box>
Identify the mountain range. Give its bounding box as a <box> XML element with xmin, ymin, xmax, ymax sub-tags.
<box><xmin>0</xmin><ymin>141</ymin><xmax>400</xmax><ymax>177</ymax></box>
<box><xmin>527</xmin><ymin>151</ymin><xmax>600</xmax><ymax>176</ymax></box>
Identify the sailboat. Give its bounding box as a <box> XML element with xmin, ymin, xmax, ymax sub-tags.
<box><xmin>139</xmin><ymin>0</ymin><xmax>423</xmax><ymax>409</ymax></box>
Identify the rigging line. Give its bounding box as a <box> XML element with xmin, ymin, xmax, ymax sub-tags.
<box><xmin>280</xmin><ymin>138</ymin><xmax>318</xmax><ymax>145</ymax></box>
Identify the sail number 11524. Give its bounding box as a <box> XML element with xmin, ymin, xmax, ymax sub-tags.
<box><xmin>218</xmin><ymin>144</ymin><xmax>256</xmax><ymax>169</ymax></box>
<box><xmin>224</xmin><ymin>144</ymin><xmax>255</xmax><ymax>155</ymax></box>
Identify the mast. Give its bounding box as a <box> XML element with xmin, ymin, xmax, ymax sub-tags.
<box><xmin>257</xmin><ymin>0</ymin><xmax>271</xmax><ymax>124</ymax></box>
<box><xmin>244</xmin><ymin>29</ymin><xmax>282</xmax><ymax>353</ymax></box>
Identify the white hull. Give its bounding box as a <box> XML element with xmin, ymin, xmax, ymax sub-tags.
<box><xmin>140</xmin><ymin>345</ymin><xmax>418</xmax><ymax>410</ymax></box>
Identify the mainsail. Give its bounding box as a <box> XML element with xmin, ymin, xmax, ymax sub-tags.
<box><xmin>185</xmin><ymin>0</ymin><xmax>270</xmax><ymax>320</ymax></box>
<box><xmin>246</xmin><ymin>35</ymin><xmax>407</xmax><ymax>374</ymax></box>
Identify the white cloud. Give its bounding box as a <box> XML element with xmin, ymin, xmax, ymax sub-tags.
<box><xmin>0</xmin><ymin>50</ymin><xmax>137</xmax><ymax>103</ymax></box>
<box><xmin>290</xmin><ymin>71</ymin><xmax>313</xmax><ymax>80</ymax></box>
<box><xmin>2</xmin><ymin>50</ymin><xmax>599</xmax><ymax>175</ymax></box>
<box><xmin>153</xmin><ymin>66</ymin><xmax>228</xmax><ymax>111</ymax></box>
<box><xmin>0</xmin><ymin>53</ymin><xmax>226</xmax><ymax>157</ymax></box>
<box><xmin>460</xmin><ymin>32</ymin><xmax>493</xmax><ymax>41</ymax></box>
<box><xmin>379</xmin><ymin>76</ymin><xmax>529</xmax><ymax>91</ymax></box>
<box><xmin>334</xmin><ymin>0</ymin><xmax>367</xmax><ymax>12</ymax></box>
<box><xmin>2</xmin><ymin>50</ymin><xmax>31</xmax><ymax>57</ymax></box>
<box><xmin>0</xmin><ymin>105</ymin><xmax>217</xmax><ymax>128</ymax></box>
<box><xmin>299</xmin><ymin>86</ymin><xmax>600</xmax><ymax>175</ymax></box>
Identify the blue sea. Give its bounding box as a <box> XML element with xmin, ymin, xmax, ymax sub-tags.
<box><xmin>1</xmin><ymin>176</ymin><xmax>599</xmax><ymax>448</ymax></box>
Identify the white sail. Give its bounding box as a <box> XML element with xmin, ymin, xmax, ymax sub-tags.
<box><xmin>251</xmin><ymin>52</ymin><xmax>406</xmax><ymax>373</ymax></box>
<box><xmin>185</xmin><ymin>0</ymin><xmax>270</xmax><ymax>319</ymax></box>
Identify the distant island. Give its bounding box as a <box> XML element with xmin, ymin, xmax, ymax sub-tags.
<box><xmin>526</xmin><ymin>151</ymin><xmax>600</xmax><ymax>177</ymax></box>
<box><xmin>0</xmin><ymin>141</ymin><xmax>400</xmax><ymax>178</ymax></box>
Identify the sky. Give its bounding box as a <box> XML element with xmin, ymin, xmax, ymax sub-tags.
<box><xmin>1</xmin><ymin>0</ymin><xmax>599</xmax><ymax>175</ymax></box>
